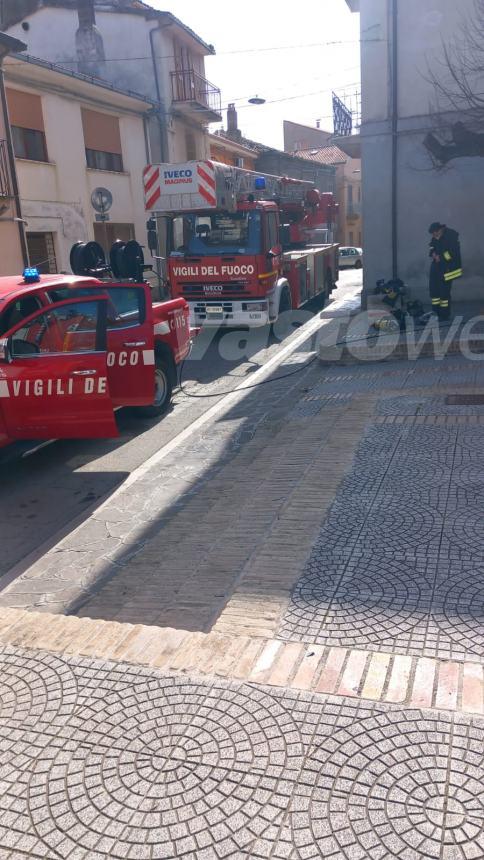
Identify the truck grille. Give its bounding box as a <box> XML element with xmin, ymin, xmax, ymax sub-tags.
<box><xmin>181</xmin><ymin>281</ymin><xmax>247</xmax><ymax>299</ymax></box>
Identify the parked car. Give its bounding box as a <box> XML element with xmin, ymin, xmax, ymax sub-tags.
<box><xmin>339</xmin><ymin>246</ymin><xmax>363</xmax><ymax>269</ymax></box>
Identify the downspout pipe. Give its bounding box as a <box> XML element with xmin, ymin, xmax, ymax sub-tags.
<box><xmin>391</xmin><ymin>0</ymin><xmax>398</xmax><ymax>280</ymax></box>
<box><xmin>149</xmin><ymin>25</ymin><xmax>168</xmax><ymax>161</ymax></box>
<box><xmin>0</xmin><ymin>64</ymin><xmax>28</xmax><ymax>267</ymax></box>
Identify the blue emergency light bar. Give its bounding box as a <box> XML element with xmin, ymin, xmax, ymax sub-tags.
<box><xmin>23</xmin><ymin>267</ymin><xmax>40</xmax><ymax>283</ymax></box>
<box><xmin>254</xmin><ymin>176</ymin><xmax>266</xmax><ymax>190</ymax></box>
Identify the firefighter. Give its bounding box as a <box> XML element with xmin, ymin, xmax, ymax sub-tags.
<box><xmin>428</xmin><ymin>222</ymin><xmax>463</xmax><ymax>321</ymax></box>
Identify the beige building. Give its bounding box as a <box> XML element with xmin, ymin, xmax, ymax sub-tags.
<box><xmin>345</xmin><ymin>0</ymin><xmax>484</xmax><ymax>303</ymax></box>
<box><xmin>283</xmin><ymin>119</ymin><xmax>333</xmax><ymax>154</ymax></box>
<box><xmin>2</xmin><ymin>0</ymin><xmax>221</xmax><ymax>164</ymax></box>
<box><xmin>0</xmin><ymin>31</ymin><xmax>28</xmax><ymax>274</ymax></box>
<box><xmin>3</xmin><ymin>52</ymin><xmax>157</xmax><ymax>274</ymax></box>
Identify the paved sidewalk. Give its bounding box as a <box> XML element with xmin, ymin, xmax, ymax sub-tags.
<box><xmin>2</xmin><ymin>308</ymin><xmax>484</xmax><ymax>856</ymax></box>
<box><xmin>0</xmin><ymin>644</ymin><xmax>483</xmax><ymax>860</ymax></box>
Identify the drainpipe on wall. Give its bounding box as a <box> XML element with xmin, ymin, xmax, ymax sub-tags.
<box><xmin>391</xmin><ymin>0</ymin><xmax>399</xmax><ymax>280</ymax></box>
<box><xmin>149</xmin><ymin>25</ymin><xmax>168</xmax><ymax>162</ymax></box>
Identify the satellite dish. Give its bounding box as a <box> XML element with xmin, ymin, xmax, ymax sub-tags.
<box><xmin>69</xmin><ymin>241</ymin><xmax>108</xmax><ymax>275</ymax></box>
<box><xmin>91</xmin><ymin>187</ymin><xmax>113</xmax><ymax>214</ymax></box>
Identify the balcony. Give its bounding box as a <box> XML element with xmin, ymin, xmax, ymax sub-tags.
<box><xmin>171</xmin><ymin>69</ymin><xmax>222</xmax><ymax>123</ymax></box>
<box><xmin>0</xmin><ymin>140</ymin><xmax>12</xmax><ymax>199</ymax></box>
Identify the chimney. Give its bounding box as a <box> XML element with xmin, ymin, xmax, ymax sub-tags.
<box><xmin>316</xmin><ymin>119</ymin><xmax>321</xmax><ymax>129</ymax></box>
<box><xmin>76</xmin><ymin>0</ymin><xmax>105</xmax><ymax>77</ymax></box>
<box><xmin>226</xmin><ymin>102</ymin><xmax>242</xmax><ymax>141</ymax></box>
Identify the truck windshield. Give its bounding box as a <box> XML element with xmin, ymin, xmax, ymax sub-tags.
<box><xmin>172</xmin><ymin>211</ymin><xmax>261</xmax><ymax>256</ymax></box>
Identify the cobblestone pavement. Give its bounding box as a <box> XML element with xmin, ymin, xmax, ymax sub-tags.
<box><xmin>279</xmin><ymin>399</ymin><xmax>484</xmax><ymax>662</ymax></box>
<box><xmin>0</xmin><ymin>645</ymin><xmax>483</xmax><ymax>860</ymax></box>
<box><xmin>2</xmin><ymin>305</ymin><xmax>484</xmax><ymax>856</ymax></box>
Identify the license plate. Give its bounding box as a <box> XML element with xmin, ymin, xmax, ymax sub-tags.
<box><xmin>206</xmin><ymin>305</ymin><xmax>223</xmax><ymax>314</ymax></box>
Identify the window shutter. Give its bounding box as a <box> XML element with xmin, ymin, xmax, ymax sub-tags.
<box><xmin>81</xmin><ymin>108</ymin><xmax>122</xmax><ymax>154</ymax></box>
<box><xmin>6</xmin><ymin>89</ymin><xmax>44</xmax><ymax>132</ymax></box>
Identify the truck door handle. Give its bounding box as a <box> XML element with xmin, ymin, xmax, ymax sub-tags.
<box><xmin>71</xmin><ymin>369</ymin><xmax>97</xmax><ymax>376</ymax></box>
<box><xmin>123</xmin><ymin>341</ymin><xmax>146</xmax><ymax>347</ymax></box>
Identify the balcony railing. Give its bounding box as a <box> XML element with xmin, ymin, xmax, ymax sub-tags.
<box><xmin>0</xmin><ymin>139</ymin><xmax>12</xmax><ymax>198</ymax></box>
<box><xmin>171</xmin><ymin>69</ymin><xmax>222</xmax><ymax>121</ymax></box>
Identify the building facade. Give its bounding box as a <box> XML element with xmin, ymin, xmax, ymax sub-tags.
<box><xmin>209</xmin><ymin>132</ymin><xmax>257</xmax><ymax>171</ymax></box>
<box><xmin>283</xmin><ymin>120</ymin><xmax>333</xmax><ymax>154</ymax></box>
<box><xmin>0</xmin><ymin>31</ymin><xmax>27</xmax><ymax>274</ymax></box>
<box><xmin>2</xmin><ymin>0</ymin><xmax>221</xmax><ymax>164</ymax></box>
<box><xmin>346</xmin><ymin>0</ymin><xmax>484</xmax><ymax>303</ymax></box>
<box><xmin>4</xmin><ymin>52</ymin><xmax>156</xmax><ymax>273</ymax></box>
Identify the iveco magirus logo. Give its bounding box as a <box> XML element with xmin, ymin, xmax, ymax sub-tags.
<box><xmin>203</xmin><ymin>285</ymin><xmax>224</xmax><ymax>293</ymax></box>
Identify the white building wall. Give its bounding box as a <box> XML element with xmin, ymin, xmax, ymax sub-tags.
<box><xmin>10</xmin><ymin>81</ymin><xmax>152</xmax><ymax>272</ymax></box>
<box><xmin>356</xmin><ymin>0</ymin><xmax>484</xmax><ymax>303</ymax></box>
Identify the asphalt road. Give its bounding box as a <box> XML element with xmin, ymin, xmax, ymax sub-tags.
<box><xmin>0</xmin><ymin>269</ymin><xmax>361</xmax><ymax>579</ymax></box>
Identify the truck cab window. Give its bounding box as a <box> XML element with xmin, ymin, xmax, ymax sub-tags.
<box><xmin>176</xmin><ymin>211</ymin><xmax>261</xmax><ymax>256</ymax></box>
<box><xmin>11</xmin><ymin>302</ymin><xmax>100</xmax><ymax>357</ymax></box>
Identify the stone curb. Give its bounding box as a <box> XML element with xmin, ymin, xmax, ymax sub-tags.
<box><xmin>0</xmin><ymin>608</ymin><xmax>482</xmax><ymax>716</ymax></box>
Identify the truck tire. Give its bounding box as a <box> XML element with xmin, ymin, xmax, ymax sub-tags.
<box><xmin>134</xmin><ymin>356</ymin><xmax>173</xmax><ymax>418</ymax></box>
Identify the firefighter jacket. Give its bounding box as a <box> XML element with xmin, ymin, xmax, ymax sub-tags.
<box><xmin>429</xmin><ymin>228</ymin><xmax>463</xmax><ymax>282</ymax></box>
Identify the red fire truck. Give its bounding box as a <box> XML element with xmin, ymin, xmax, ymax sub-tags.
<box><xmin>0</xmin><ymin>252</ymin><xmax>192</xmax><ymax>452</ymax></box>
<box><xmin>144</xmin><ymin>160</ymin><xmax>339</xmax><ymax>327</ymax></box>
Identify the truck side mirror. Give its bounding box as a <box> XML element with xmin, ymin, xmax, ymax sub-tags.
<box><xmin>0</xmin><ymin>338</ymin><xmax>11</xmax><ymax>363</ymax></box>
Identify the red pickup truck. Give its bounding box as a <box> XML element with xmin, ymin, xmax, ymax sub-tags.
<box><xmin>0</xmin><ymin>268</ymin><xmax>191</xmax><ymax>450</ymax></box>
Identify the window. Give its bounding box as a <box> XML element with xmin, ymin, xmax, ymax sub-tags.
<box><xmin>82</xmin><ymin>108</ymin><xmax>123</xmax><ymax>173</ymax></box>
<box><xmin>178</xmin><ymin>210</ymin><xmax>262</xmax><ymax>256</ymax></box>
<box><xmin>106</xmin><ymin>287</ymin><xmax>145</xmax><ymax>329</ymax></box>
<box><xmin>11</xmin><ymin>126</ymin><xmax>47</xmax><ymax>162</ymax></box>
<box><xmin>347</xmin><ymin>185</ymin><xmax>353</xmax><ymax>205</ymax></box>
<box><xmin>27</xmin><ymin>232</ymin><xmax>57</xmax><ymax>274</ymax></box>
<box><xmin>10</xmin><ymin>302</ymin><xmax>100</xmax><ymax>357</ymax></box>
<box><xmin>6</xmin><ymin>89</ymin><xmax>48</xmax><ymax>162</ymax></box>
<box><xmin>0</xmin><ymin>295</ymin><xmax>42</xmax><ymax>335</ymax></box>
<box><xmin>86</xmin><ymin>149</ymin><xmax>123</xmax><ymax>172</ymax></box>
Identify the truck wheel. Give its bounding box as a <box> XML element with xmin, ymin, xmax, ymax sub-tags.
<box><xmin>135</xmin><ymin>357</ymin><xmax>173</xmax><ymax>418</ymax></box>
